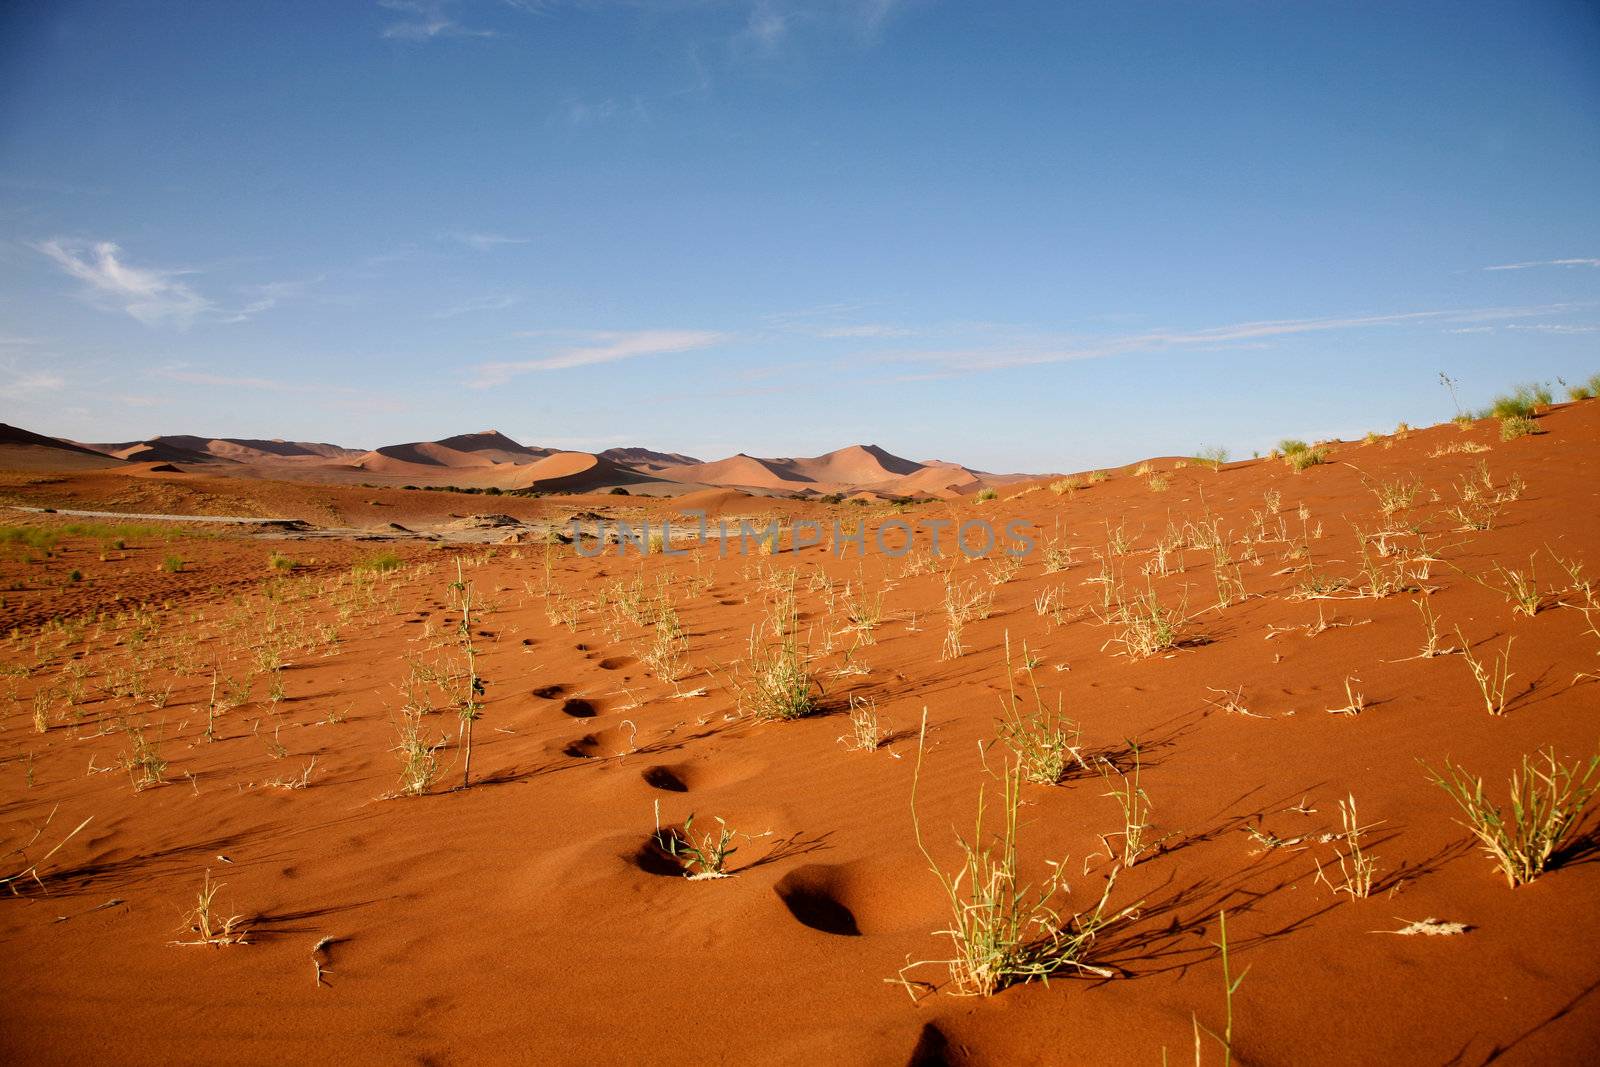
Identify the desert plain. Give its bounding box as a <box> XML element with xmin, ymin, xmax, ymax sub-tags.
<box><xmin>2</xmin><ymin>392</ymin><xmax>1599</xmax><ymax>1065</ymax></box>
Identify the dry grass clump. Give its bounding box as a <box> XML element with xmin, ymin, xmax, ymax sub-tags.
<box><xmin>642</xmin><ymin>607</ymin><xmax>688</xmax><ymax>686</ymax></box>
<box><xmin>731</xmin><ymin>620</ymin><xmax>820</xmax><ymax>721</ymax></box>
<box><xmin>172</xmin><ymin>870</ymin><xmax>250</xmax><ymax>946</ymax></box>
<box><xmin>1314</xmin><ymin>794</ymin><xmax>1380</xmax><ymax>899</ymax></box>
<box><xmin>1049</xmin><ymin>476</ymin><xmax>1084</xmax><ymax>496</ymax></box>
<box><xmin>1564</xmin><ymin>372</ymin><xmax>1600</xmax><ymax>401</ymax></box>
<box><xmin>393</xmin><ymin>707</ymin><xmax>446</xmax><ymax>795</ymax></box>
<box><xmin>899</xmin><ymin>714</ymin><xmax>1131</xmax><ymax>997</ymax></box>
<box><xmin>1426</xmin><ymin>747</ymin><xmax>1600</xmax><ymax>888</ymax></box>
<box><xmin>940</xmin><ymin>578</ymin><xmax>991</xmax><ymax>659</ymax></box>
<box><xmin>1280</xmin><ymin>439</ymin><xmax>1330</xmax><ymax>471</ymax></box>
<box><xmin>120</xmin><ymin>725</ymin><xmax>167</xmax><ymax>791</ymax></box>
<box><xmin>354</xmin><ymin>550</ymin><xmax>403</xmax><ymax>574</ymax></box>
<box><xmin>1485</xmin><ymin>382</ymin><xmax>1552</xmax><ymax>420</ymax></box>
<box><xmin>1409</xmin><ymin>598</ymin><xmax>1458</xmax><ymax>658</ymax></box>
<box><xmin>843</xmin><ymin>583</ymin><xmax>884</xmax><ymax>643</ymax></box>
<box><xmin>1100</xmin><ymin>584</ymin><xmax>1188</xmax><ymax>659</ymax></box>
<box><xmin>1499</xmin><ymin>414</ymin><xmax>1539</xmax><ymax>440</ymax></box>
<box><xmin>1100</xmin><ymin>742</ymin><xmax>1154</xmax><ymax>866</ymax></box>
<box><xmin>1458</xmin><ymin>630</ymin><xmax>1514</xmax><ymax>715</ymax></box>
<box><xmin>993</xmin><ymin>639</ymin><xmax>1084</xmax><ymax>785</ymax></box>
<box><xmin>840</xmin><ymin>694</ymin><xmax>887</xmax><ymax>752</ymax></box>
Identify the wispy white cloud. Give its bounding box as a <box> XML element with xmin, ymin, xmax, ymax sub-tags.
<box><xmin>434</xmin><ymin>293</ymin><xmax>520</xmax><ymax>318</ymax></box>
<box><xmin>565</xmin><ymin>97</ymin><xmax>621</xmax><ymax>126</ymax></box>
<box><xmin>34</xmin><ymin>239</ymin><xmax>212</xmax><ymax>327</ymax></box>
<box><xmin>744</xmin><ymin>2</ymin><xmax>789</xmax><ymax>48</ymax></box>
<box><xmin>0</xmin><ymin>367</ymin><xmax>65</xmax><ymax>400</ymax></box>
<box><xmin>440</xmin><ymin>230</ymin><xmax>529</xmax><ymax>251</ymax></box>
<box><xmin>222</xmin><ymin>277</ymin><xmax>320</xmax><ymax>323</ymax></box>
<box><xmin>1484</xmin><ymin>257</ymin><xmax>1600</xmax><ymax>271</ymax></box>
<box><xmin>378</xmin><ymin>0</ymin><xmax>493</xmax><ymax>41</ymax></box>
<box><xmin>470</xmin><ymin>328</ymin><xmax>727</xmax><ymax>386</ymax></box>
<box><xmin>1507</xmin><ymin>323</ymin><xmax>1600</xmax><ymax>334</ymax></box>
<box><xmin>871</xmin><ymin>303</ymin><xmax>1587</xmax><ymax>377</ymax></box>
<box><xmin>812</xmin><ymin>323</ymin><xmax>916</xmax><ymax>339</ymax></box>
<box><xmin>159</xmin><ymin>368</ymin><xmax>295</xmax><ymax>391</ymax></box>
<box><xmin>34</xmin><ymin>238</ymin><xmax>303</xmax><ymax>327</ymax></box>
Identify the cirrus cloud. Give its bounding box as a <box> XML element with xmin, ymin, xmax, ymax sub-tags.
<box><xmin>470</xmin><ymin>329</ymin><xmax>728</xmax><ymax>387</ymax></box>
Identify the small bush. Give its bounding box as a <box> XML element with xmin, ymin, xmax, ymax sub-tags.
<box><xmin>161</xmin><ymin>554</ymin><xmax>184</xmax><ymax>573</ymax></box>
<box><xmin>1499</xmin><ymin>415</ymin><xmax>1539</xmax><ymax>441</ymax></box>
<box><xmin>1196</xmin><ymin>446</ymin><xmax>1229</xmax><ymax>471</ymax></box>
<box><xmin>354</xmin><ymin>550</ymin><xmax>402</xmax><ymax>574</ymax></box>
<box><xmin>267</xmin><ymin>551</ymin><xmax>298</xmax><ymax>572</ymax></box>
<box><xmin>1487</xmin><ymin>382</ymin><xmax>1553</xmax><ymax>420</ymax></box>
<box><xmin>1285</xmin><ymin>446</ymin><xmax>1329</xmax><ymax>472</ymax></box>
<box><xmin>976</xmin><ymin>488</ymin><xmax>998</xmax><ymax>502</ymax></box>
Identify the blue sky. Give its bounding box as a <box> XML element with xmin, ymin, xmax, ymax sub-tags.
<box><xmin>2</xmin><ymin>0</ymin><xmax>1597</xmax><ymax>472</ymax></box>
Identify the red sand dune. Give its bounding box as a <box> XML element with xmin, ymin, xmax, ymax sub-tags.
<box><xmin>433</xmin><ymin>430</ymin><xmax>552</xmax><ymax>465</ymax></box>
<box><xmin>2</xmin><ymin>403</ymin><xmax>1600</xmax><ymax>1062</ymax></box>
<box><xmin>29</xmin><ymin>425</ymin><xmax>1017</xmax><ymax>499</ymax></box>
<box><xmin>672</xmin><ymin>487</ymin><xmax>755</xmax><ymax>514</ymax></box>
<box><xmin>0</xmin><ymin>422</ymin><xmax>127</xmax><ymax>471</ymax></box>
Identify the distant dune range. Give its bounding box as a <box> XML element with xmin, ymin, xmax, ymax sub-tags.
<box><xmin>0</xmin><ymin>424</ymin><xmax>1027</xmax><ymax>498</ymax></box>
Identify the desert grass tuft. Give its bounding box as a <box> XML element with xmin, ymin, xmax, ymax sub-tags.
<box><xmin>897</xmin><ymin>712</ymin><xmax>1131</xmax><ymax>997</ymax></box>
<box><xmin>840</xmin><ymin>694</ymin><xmax>887</xmax><ymax>751</ymax></box>
<box><xmin>652</xmin><ymin>802</ymin><xmax>745</xmax><ymax>879</ymax></box>
<box><xmin>1425</xmin><ymin>747</ymin><xmax>1600</xmax><ymax>887</ymax></box>
<box><xmin>730</xmin><ymin>607</ymin><xmax>820</xmax><ymax>721</ymax></box>
<box><xmin>171</xmin><ymin>870</ymin><xmax>250</xmax><ymax>946</ymax></box>
<box><xmin>1099</xmin><ymin>741</ymin><xmax>1154</xmax><ymax>866</ymax></box>
<box><xmin>392</xmin><ymin>707</ymin><xmax>446</xmax><ymax>796</ymax></box>
<box><xmin>1313</xmin><ymin>793</ymin><xmax>1380</xmax><ymax>899</ymax></box>
<box><xmin>993</xmin><ymin>636</ymin><xmax>1084</xmax><ymax>785</ymax></box>
<box><xmin>1499</xmin><ymin>414</ymin><xmax>1539</xmax><ymax>441</ymax></box>
<box><xmin>1457</xmin><ymin>629</ymin><xmax>1514</xmax><ymax>715</ymax></box>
